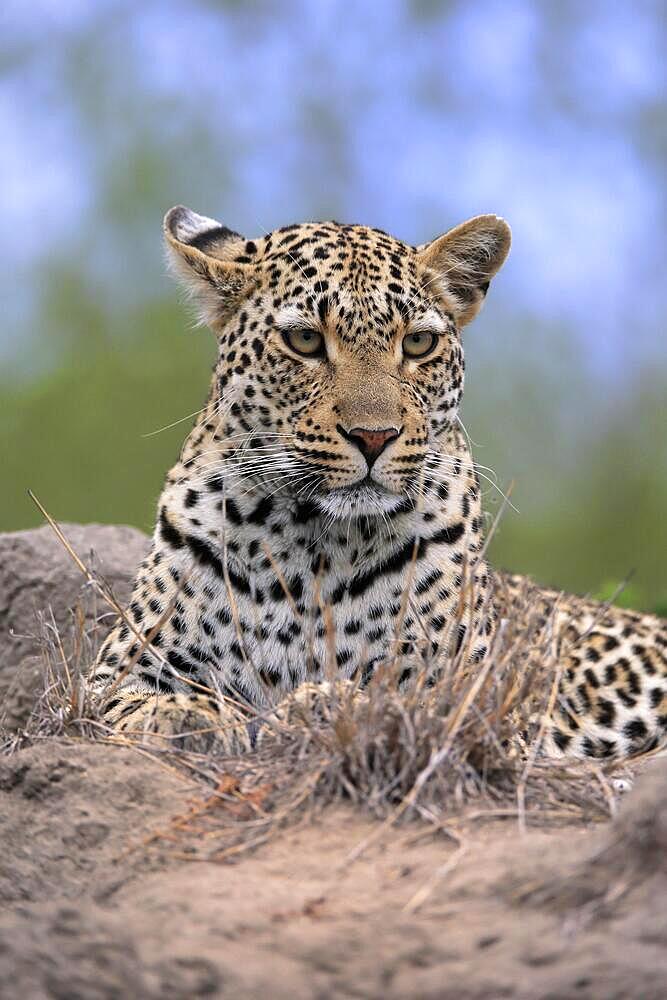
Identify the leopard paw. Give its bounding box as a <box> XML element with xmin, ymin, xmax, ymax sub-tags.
<box><xmin>257</xmin><ymin>679</ymin><xmax>366</xmax><ymax>744</ymax></box>
<box><xmin>103</xmin><ymin>690</ymin><xmax>252</xmax><ymax>754</ymax></box>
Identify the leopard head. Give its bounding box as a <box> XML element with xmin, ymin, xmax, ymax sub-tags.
<box><xmin>165</xmin><ymin>207</ymin><xmax>510</xmax><ymax>518</ymax></box>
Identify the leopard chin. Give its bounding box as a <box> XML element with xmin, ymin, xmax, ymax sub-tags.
<box><xmin>315</xmin><ymin>480</ymin><xmax>409</xmax><ymax>520</ymax></box>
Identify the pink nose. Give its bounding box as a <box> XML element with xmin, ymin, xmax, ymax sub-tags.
<box><xmin>342</xmin><ymin>425</ymin><xmax>401</xmax><ymax>467</ymax></box>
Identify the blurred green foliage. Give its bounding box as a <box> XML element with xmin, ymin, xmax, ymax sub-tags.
<box><xmin>464</xmin><ymin>331</ymin><xmax>667</xmax><ymax>616</ymax></box>
<box><xmin>2</xmin><ymin>292</ymin><xmax>213</xmax><ymax>535</ymax></box>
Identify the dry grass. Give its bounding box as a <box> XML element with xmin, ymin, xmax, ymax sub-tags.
<box><xmin>1</xmin><ymin>504</ymin><xmax>631</xmax><ymax>863</ymax></box>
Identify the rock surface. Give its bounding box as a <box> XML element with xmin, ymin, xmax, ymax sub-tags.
<box><xmin>0</xmin><ymin>522</ymin><xmax>149</xmax><ymax>730</ymax></box>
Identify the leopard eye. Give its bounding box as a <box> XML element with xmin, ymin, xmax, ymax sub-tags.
<box><xmin>282</xmin><ymin>328</ymin><xmax>325</xmax><ymax>358</ymax></box>
<box><xmin>402</xmin><ymin>331</ymin><xmax>438</xmax><ymax>359</ymax></box>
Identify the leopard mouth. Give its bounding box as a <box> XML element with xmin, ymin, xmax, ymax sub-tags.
<box><xmin>315</xmin><ymin>477</ymin><xmax>409</xmax><ymax>518</ymax></box>
<box><xmin>341</xmin><ymin>474</ymin><xmax>393</xmax><ymax>493</ymax></box>
<box><xmin>328</xmin><ymin>475</ymin><xmax>398</xmax><ymax>501</ymax></box>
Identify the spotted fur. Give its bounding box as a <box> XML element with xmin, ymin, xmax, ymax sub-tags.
<box><xmin>92</xmin><ymin>207</ymin><xmax>667</xmax><ymax>759</ymax></box>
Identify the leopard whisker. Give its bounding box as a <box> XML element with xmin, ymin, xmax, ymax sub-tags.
<box><xmin>423</xmin><ymin>455</ymin><xmax>517</xmax><ymax>511</ymax></box>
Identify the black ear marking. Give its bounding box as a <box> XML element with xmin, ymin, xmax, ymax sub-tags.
<box><xmin>164</xmin><ymin>205</ymin><xmax>245</xmax><ymax>253</ymax></box>
<box><xmin>163</xmin><ymin>205</ymin><xmax>256</xmax><ymax>326</ymax></box>
<box><xmin>188</xmin><ymin>225</ymin><xmax>243</xmax><ymax>252</ymax></box>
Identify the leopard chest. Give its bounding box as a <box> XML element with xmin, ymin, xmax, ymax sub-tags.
<box><xmin>157</xmin><ymin>516</ymin><xmax>473</xmax><ymax>705</ymax></box>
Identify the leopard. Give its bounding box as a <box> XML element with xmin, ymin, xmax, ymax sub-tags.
<box><xmin>91</xmin><ymin>205</ymin><xmax>667</xmax><ymax>761</ymax></box>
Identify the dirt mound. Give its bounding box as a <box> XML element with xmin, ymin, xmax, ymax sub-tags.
<box><xmin>0</xmin><ymin>739</ymin><xmax>665</xmax><ymax>999</ymax></box>
<box><xmin>2</xmin><ymin>523</ymin><xmax>667</xmax><ymax>998</ymax></box>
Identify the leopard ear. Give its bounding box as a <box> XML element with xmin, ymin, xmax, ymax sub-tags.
<box><xmin>163</xmin><ymin>206</ymin><xmax>257</xmax><ymax>326</ymax></box>
<box><xmin>417</xmin><ymin>215</ymin><xmax>511</xmax><ymax>326</ymax></box>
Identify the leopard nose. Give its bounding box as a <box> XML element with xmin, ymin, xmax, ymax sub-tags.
<box><xmin>337</xmin><ymin>424</ymin><xmax>402</xmax><ymax>468</ymax></box>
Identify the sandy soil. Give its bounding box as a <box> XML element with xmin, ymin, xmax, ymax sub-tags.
<box><xmin>1</xmin><ymin>740</ymin><xmax>666</xmax><ymax>1000</ymax></box>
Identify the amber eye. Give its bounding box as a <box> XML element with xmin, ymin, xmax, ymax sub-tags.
<box><xmin>282</xmin><ymin>328</ymin><xmax>326</xmax><ymax>358</ymax></box>
<box><xmin>402</xmin><ymin>331</ymin><xmax>438</xmax><ymax>359</ymax></box>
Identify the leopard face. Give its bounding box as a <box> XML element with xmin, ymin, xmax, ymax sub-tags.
<box><xmin>165</xmin><ymin>208</ymin><xmax>510</xmax><ymax>521</ymax></box>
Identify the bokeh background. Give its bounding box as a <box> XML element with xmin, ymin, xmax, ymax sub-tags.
<box><xmin>2</xmin><ymin>0</ymin><xmax>666</xmax><ymax>612</ymax></box>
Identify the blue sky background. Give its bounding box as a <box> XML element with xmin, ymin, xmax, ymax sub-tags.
<box><xmin>2</xmin><ymin>0</ymin><xmax>665</xmax><ymax>374</ymax></box>
<box><xmin>1</xmin><ymin>0</ymin><xmax>666</xmax><ymax>603</ymax></box>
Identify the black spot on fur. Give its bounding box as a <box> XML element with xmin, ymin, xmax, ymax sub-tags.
<box><xmin>552</xmin><ymin>730</ymin><xmax>572</xmax><ymax>752</ymax></box>
<box><xmin>595</xmin><ymin>698</ymin><xmax>616</xmax><ymax>728</ymax></box>
<box><xmin>623</xmin><ymin>718</ymin><xmax>648</xmax><ymax>743</ymax></box>
<box><xmin>248</xmin><ymin>496</ymin><xmax>274</xmax><ymax>524</ymax></box>
<box><xmin>349</xmin><ymin>538</ymin><xmax>418</xmax><ymax>598</ymax></box>
<box><xmin>185</xmin><ymin>534</ymin><xmax>225</xmax><ymax>578</ymax></box>
<box><xmin>224</xmin><ymin>498</ymin><xmax>243</xmax><ymax>524</ymax></box>
<box><xmin>160</xmin><ymin>508</ymin><xmax>184</xmax><ymax>549</ymax></box>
